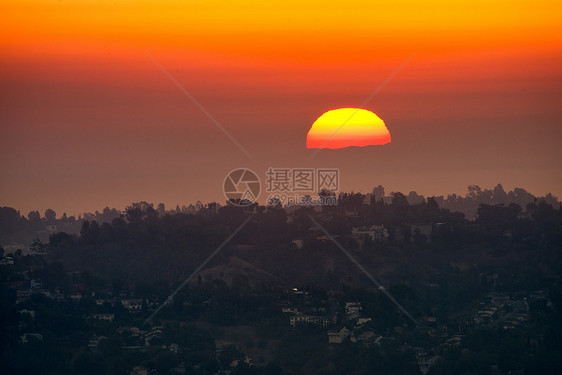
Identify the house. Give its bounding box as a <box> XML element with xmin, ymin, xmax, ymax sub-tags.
<box><xmin>350</xmin><ymin>331</ymin><xmax>379</xmax><ymax>344</ymax></box>
<box><xmin>351</xmin><ymin>225</ymin><xmax>389</xmax><ymax>241</ymax></box>
<box><xmin>391</xmin><ymin>227</ymin><xmax>406</xmax><ymax>241</ymax></box>
<box><xmin>327</xmin><ymin>327</ymin><xmax>350</xmax><ymax>344</ymax></box>
<box><xmin>292</xmin><ymin>239</ymin><xmax>304</xmax><ymax>250</ymax></box>
<box><xmin>143</xmin><ymin>326</ymin><xmax>163</xmax><ymax>345</ymax></box>
<box><xmin>20</xmin><ymin>333</ymin><xmax>43</xmax><ymax>343</ymax></box>
<box><xmin>122</xmin><ymin>298</ymin><xmax>143</xmax><ymax>313</ymax></box>
<box><xmin>16</xmin><ymin>289</ymin><xmax>32</xmax><ymax>304</ymax></box>
<box><xmin>345</xmin><ymin>302</ymin><xmax>362</xmax><ymax>319</ymax></box>
<box><xmin>3</xmin><ymin>243</ymin><xmax>25</xmax><ymax>254</ymax></box>
<box><xmin>374</xmin><ymin>336</ymin><xmax>396</xmax><ymax>346</ymax></box>
<box><xmin>0</xmin><ymin>256</ymin><xmax>14</xmax><ymax>265</ymax></box>
<box><xmin>88</xmin><ymin>335</ymin><xmax>107</xmax><ymax>352</ymax></box>
<box><xmin>96</xmin><ymin>298</ymin><xmax>112</xmax><ymax>306</ymax></box>
<box><xmin>290</xmin><ymin>314</ymin><xmax>330</xmax><ymax>328</ymax></box>
<box><xmin>282</xmin><ymin>306</ymin><xmax>299</xmax><ymax>314</ymax></box>
<box><xmin>130</xmin><ymin>366</ymin><xmax>149</xmax><ymax>375</ymax></box>
<box><xmin>356</xmin><ymin>317</ymin><xmax>372</xmax><ymax>326</ymax></box>
<box><xmin>86</xmin><ymin>313</ymin><xmax>115</xmax><ymax>322</ymax></box>
<box><xmin>446</xmin><ymin>335</ymin><xmax>463</xmax><ymax>347</ymax></box>
<box><xmin>427</xmin><ymin>355</ymin><xmax>443</xmax><ymax>368</ymax></box>
<box><xmin>50</xmin><ymin>289</ymin><xmax>65</xmax><ymax>301</ymax></box>
<box><xmin>230</xmin><ymin>356</ymin><xmax>255</xmax><ymax>368</ymax></box>
<box><xmin>30</xmin><ymin>279</ymin><xmax>43</xmax><ymax>289</ymax></box>
<box><xmin>18</xmin><ymin>309</ymin><xmax>36</xmax><ymax>319</ymax></box>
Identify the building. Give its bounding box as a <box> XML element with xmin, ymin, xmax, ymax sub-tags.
<box><xmin>122</xmin><ymin>298</ymin><xmax>143</xmax><ymax>313</ymax></box>
<box><xmin>18</xmin><ymin>309</ymin><xmax>36</xmax><ymax>319</ymax></box>
<box><xmin>130</xmin><ymin>366</ymin><xmax>149</xmax><ymax>375</ymax></box>
<box><xmin>282</xmin><ymin>306</ymin><xmax>299</xmax><ymax>314</ymax></box>
<box><xmin>16</xmin><ymin>289</ymin><xmax>32</xmax><ymax>304</ymax></box>
<box><xmin>20</xmin><ymin>333</ymin><xmax>43</xmax><ymax>343</ymax></box>
<box><xmin>352</xmin><ymin>225</ymin><xmax>389</xmax><ymax>241</ymax></box>
<box><xmin>290</xmin><ymin>314</ymin><xmax>330</xmax><ymax>328</ymax></box>
<box><xmin>327</xmin><ymin>327</ymin><xmax>350</xmax><ymax>344</ymax></box>
<box><xmin>291</xmin><ymin>239</ymin><xmax>304</xmax><ymax>250</ymax></box>
<box><xmin>356</xmin><ymin>317</ymin><xmax>372</xmax><ymax>326</ymax></box>
<box><xmin>86</xmin><ymin>313</ymin><xmax>115</xmax><ymax>322</ymax></box>
<box><xmin>345</xmin><ymin>302</ymin><xmax>362</xmax><ymax>319</ymax></box>
<box><xmin>88</xmin><ymin>335</ymin><xmax>107</xmax><ymax>352</ymax></box>
<box><xmin>350</xmin><ymin>331</ymin><xmax>378</xmax><ymax>344</ymax></box>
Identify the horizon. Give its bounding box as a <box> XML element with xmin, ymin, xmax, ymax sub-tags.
<box><xmin>4</xmin><ymin>182</ymin><xmax>558</xmax><ymax>219</ymax></box>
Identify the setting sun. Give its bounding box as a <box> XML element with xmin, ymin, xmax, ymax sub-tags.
<box><xmin>306</xmin><ymin>108</ymin><xmax>391</xmax><ymax>149</ymax></box>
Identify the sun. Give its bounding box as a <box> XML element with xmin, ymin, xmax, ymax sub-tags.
<box><xmin>306</xmin><ymin>108</ymin><xmax>391</xmax><ymax>149</ymax></box>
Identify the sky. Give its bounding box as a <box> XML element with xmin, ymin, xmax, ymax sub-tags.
<box><xmin>1</xmin><ymin>0</ymin><xmax>561</xmax><ymax>216</ymax></box>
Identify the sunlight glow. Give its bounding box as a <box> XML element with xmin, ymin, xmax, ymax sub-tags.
<box><xmin>306</xmin><ymin>108</ymin><xmax>391</xmax><ymax>149</ymax></box>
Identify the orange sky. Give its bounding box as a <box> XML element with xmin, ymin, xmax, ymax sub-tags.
<box><xmin>1</xmin><ymin>0</ymin><xmax>561</xmax><ymax>215</ymax></box>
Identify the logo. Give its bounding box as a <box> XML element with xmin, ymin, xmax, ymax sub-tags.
<box><xmin>223</xmin><ymin>168</ymin><xmax>261</xmax><ymax>206</ymax></box>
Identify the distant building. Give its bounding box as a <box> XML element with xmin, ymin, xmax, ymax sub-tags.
<box><xmin>121</xmin><ymin>298</ymin><xmax>143</xmax><ymax>313</ymax></box>
<box><xmin>18</xmin><ymin>309</ymin><xmax>36</xmax><ymax>319</ymax></box>
<box><xmin>0</xmin><ymin>256</ymin><xmax>14</xmax><ymax>265</ymax></box>
<box><xmin>352</xmin><ymin>225</ymin><xmax>389</xmax><ymax>241</ymax></box>
<box><xmin>350</xmin><ymin>331</ymin><xmax>378</xmax><ymax>344</ymax></box>
<box><xmin>86</xmin><ymin>313</ymin><xmax>115</xmax><ymax>322</ymax></box>
<box><xmin>88</xmin><ymin>335</ymin><xmax>107</xmax><ymax>351</ymax></box>
<box><xmin>143</xmin><ymin>326</ymin><xmax>163</xmax><ymax>345</ymax></box>
<box><xmin>345</xmin><ymin>302</ymin><xmax>362</xmax><ymax>319</ymax></box>
<box><xmin>130</xmin><ymin>366</ymin><xmax>149</xmax><ymax>375</ymax></box>
<box><xmin>3</xmin><ymin>243</ymin><xmax>25</xmax><ymax>254</ymax></box>
<box><xmin>20</xmin><ymin>333</ymin><xmax>43</xmax><ymax>343</ymax></box>
<box><xmin>356</xmin><ymin>317</ymin><xmax>372</xmax><ymax>326</ymax></box>
<box><xmin>282</xmin><ymin>306</ymin><xmax>299</xmax><ymax>314</ymax></box>
<box><xmin>327</xmin><ymin>327</ymin><xmax>350</xmax><ymax>343</ymax></box>
<box><xmin>290</xmin><ymin>314</ymin><xmax>330</xmax><ymax>328</ymax></box>
<box><xmin>30</xmin><ymin>279</ymin><xmax>43</xmax><ymax>289</ymax></box>
<box><xmin>16</xmin><ymin>290</ymin><xmax>32</xmax><ymax>304</ymax></box>
<box><xmin>391</xmin><ymin>227</ymin><xmax>406</xmax><ymax>242</ymax></box>
<box><xmin>291</xmin><ymin>239</ymin><xmax>304</xmax><ymax>250</ymax></box>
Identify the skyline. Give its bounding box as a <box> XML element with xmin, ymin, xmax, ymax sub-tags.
<box><xmin>1</xmin><ymin>0</ymin><xmax>561</xmax><ymax>215</ymax></box>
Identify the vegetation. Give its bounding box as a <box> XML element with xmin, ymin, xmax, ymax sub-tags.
<box><xmin>0</xmin><ymin>187</ymin><xmax>560</xmax><ymax>374</ymax></box>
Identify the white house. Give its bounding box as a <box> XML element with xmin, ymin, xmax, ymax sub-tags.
<box><xmin>345</xmin><ymin>302</ymin><xmax>362</xmax><ymax>319</ymax></box>
<box><xmin>352</xmin><ymin>225</ymin><xmax>389</xmax><ymax>241</ymax></box>
<box><xmin>290</xmin><ymin>314</ymin><xmax>330</xmax><ymax>328</ymax></box>
<box><xmin>327</xmin><ymin>327</ymin><xmax>350</xmax><ymax>344</ymax></box>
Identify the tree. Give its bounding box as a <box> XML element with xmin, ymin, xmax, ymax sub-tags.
<box><xmin>392</xmin><ymin>192</ymin><xmax>408</xmax><ymax>207</ymax></box>
<box><xmin>0</xmin><ymin>207</ymin><xmax>23</xmax><ymax>238</ymax></box>
<box><xmin>27</xmin><ymin>210</ymin><xmax>41</xmax><ymax>221</ymax></box>
<box><xmin>467</xmin><ymin>185</ymin><xmax>482</xmax><ymax>200</ymax></box>
<box><xmin>45</xmin><ymin>208</ymin><xmax>56</xmax><ymax>224</ymax></box>
<box><xmin>492</xmin><ymin>184</ymin><xmax>507</xmax><ymax>204</ymax></box>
